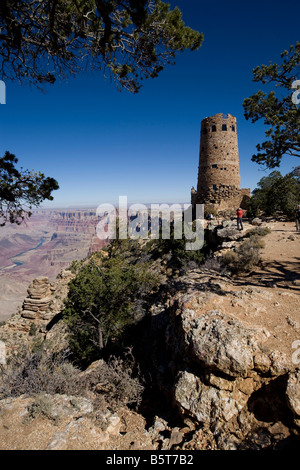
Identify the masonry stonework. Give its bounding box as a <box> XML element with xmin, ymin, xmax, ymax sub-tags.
<box><xmin>191</xmin><ymin>113</ymin><xmax>250</xmax><ymax>215</ymax></box>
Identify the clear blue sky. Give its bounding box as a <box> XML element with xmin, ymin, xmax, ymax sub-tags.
<box><xmin>0</xmin><ymin>0</ymin><xmax>299</xmax><ymax>208</ymax></box>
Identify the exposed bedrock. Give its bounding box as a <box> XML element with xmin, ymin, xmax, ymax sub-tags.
<box><xmin>148</xmin><ymin>271</ymin><xmax>300</xmax><ymax>449</ymax></box>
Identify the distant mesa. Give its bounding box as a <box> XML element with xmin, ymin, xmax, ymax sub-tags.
<box><xmin>191</xmin><ymin>113</ymin><xmax>251</xmax><ymax>216</ymax></box>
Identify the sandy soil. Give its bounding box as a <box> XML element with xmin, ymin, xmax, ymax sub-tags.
<box><xmin>248</xmin><ymin>220</ymin><xmax>300</xmax><ymax>289</ymax></box>
<box><xmin>229</xmin><ymin>220</ymin><xmax>300</xmax><ymax>362</ymax></box>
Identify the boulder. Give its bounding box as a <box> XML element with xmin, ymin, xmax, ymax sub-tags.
<box><xmin>286</xmin><ymin>369</ymin><xmax>300</xmax><ymax>428</ymax></box>
<box><xmin>165</xmin><ymin>279</ymin><xmax>292</xmax><ymax>432</ymax></box>
<box><xmin>251</xmin><ymin>218</ymin><xmax>262</xmax><ymax>226</ymax></box>
<box><xmin>175</xmin><ymin>370</ymin><xmax>248</xmax><ymax>424</ymax></box>
<box><xmin>173</xmin><ymin>296</ymin><xmax>267</xmax><ymax>378</ymax></box>
<box><xmin>216</xmin><ymin>226</ymin><xmax>243</xmax><ymax>241</ymax></box>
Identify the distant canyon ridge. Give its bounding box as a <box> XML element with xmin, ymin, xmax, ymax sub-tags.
<box><xmin>0</xmin><ymin>209</ymin><xmax>107</xmax><ymax>321</ymax></box>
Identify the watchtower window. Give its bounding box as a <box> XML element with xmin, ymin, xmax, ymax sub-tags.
<box><xmin>203</xmin><ymin>128</ymin><xmax>207</xmax><ymax>134</ymax></box>
<box><xmin>232</xmin><ymin>125</ymin><xmax>235</xmax><ymax>132</ymax></box>
<box><xmin>212</xmin><ymin>164</ymin><xmax>218</xmax><ymax>168</ymax></box>
<box><xmin>212</xmin><ymin>125</ymin><xmax>216</xmax><ymax>132</ymax></box>
<box><xmin>222</xmin><ymin>124</ymin><xmax>227</xmax><ymax>131</ymax></box>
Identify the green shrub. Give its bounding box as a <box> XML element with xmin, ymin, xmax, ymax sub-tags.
<box><xmin>143</xmin><ymin>221</ymin><xmax>206</xmax><ymax>268</ymax></box>
<box><xmin>221</xmin><ymin>250</ymin><xmax>239</xmax><ymax>267</ymax></box>
<box><xmin>63</xmin><ymin>240</ymin><xmax>161</xmax><ymax>364</ymax></box>
<box><xmin>26</xmin><ymin>394</ymin><xmax>59</xmax><ymax>423</ymax></box>
<box><xmin>245</xmin><ymin>226</ymin><xmax>271</xmax><ymax>238</ymax></box>
<box><xmin>246</xmin><ymin>170</ymin><xmax>300</xmax><ymax>220</ymax></box>
<box><xmin>221</xmin><ymin>235</ymin><xmax>265</xmax><ymax>273</ymax></box>
<box><xmin>29</xmin><ymin>323</ymin><xmax>38</xmax><ymax>336</ymax></box>
<box><xmin>31</xmin><ymin>335</ymin><xmax>43</xmax><ymax>353</ymax></box>
<box><xmin>68</xmin><ymin>259</ymin><xmax>82</xmax><ymax>274</ymax></box>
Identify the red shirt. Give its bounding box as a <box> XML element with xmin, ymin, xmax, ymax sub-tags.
<box><xmin>237</xmin><ymin>209</ymin><xmax>243</xmax><ymax>218</ymax></box>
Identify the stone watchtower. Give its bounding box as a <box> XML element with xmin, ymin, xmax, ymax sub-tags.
<box><xmin>191</xmin><ymin>113</ymin><xmax>250</xmax><ymax>214</ymax></box>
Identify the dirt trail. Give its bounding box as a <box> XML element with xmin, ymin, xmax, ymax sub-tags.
<box><xmin>246</xmin><ymin>220</ymin><xmax>300</xmax><ymax>290</ymax></box>
<box><xmin>227</xmin><ymin>220</ymin><xmax>300</xmax><ymax>362</ymax></box>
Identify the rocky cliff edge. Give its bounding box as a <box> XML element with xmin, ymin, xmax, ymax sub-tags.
<box><xmin>0</xmin><ymin>221</ymin><xmax>299</xmax><ymax>450</ymax></box>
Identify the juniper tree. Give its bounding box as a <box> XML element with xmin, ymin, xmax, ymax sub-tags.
<box><xmin>63</xmin><ymin>242</ymin><xmax>160</xmax><ymax>364</ymax></box>
<box><xmin>243</xmin><ymin>43</ymin><xmax>300</xmax><ymax>168</ymax></box>
<box><xmin>0</xmin><ymin>151</ymin><xmax>59</xmax><ymax>226</ymax></box>
<box><xmin>0</xmin><ymin>0</ymin><xmax>203</xmax><ymax>93</ymax></box>
<box><xmin>245</xmin><ymin>168</ymin><xmax>300</xmax><ymax>219</ymax></box>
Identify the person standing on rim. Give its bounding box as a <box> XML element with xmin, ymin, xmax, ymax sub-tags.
<box><xmin>236</xmin><ymin>207</ymin><xmax>243</xmax><ymax>231</ymax></box>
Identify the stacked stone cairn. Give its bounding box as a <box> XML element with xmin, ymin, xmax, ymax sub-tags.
<box><xmin>22</xmin><ymin>277</ymin><xmax>53</xmax><ymax>321</ymax></box>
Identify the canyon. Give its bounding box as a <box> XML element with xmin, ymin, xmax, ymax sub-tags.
<box><xmin>0</xmin><ymin>220</ymin><xmax>299</xmax><ymax>450</ymax></box>
<box><xmin>0</xmin><ymin>208</ymin><xmax>107</xmax><ymax>321</ymax></box>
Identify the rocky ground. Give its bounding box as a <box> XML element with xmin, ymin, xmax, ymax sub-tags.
<box><xmin>0</xmin><ymin>219</ymin><xmax>299</xmax><ymax>450</ymax></box>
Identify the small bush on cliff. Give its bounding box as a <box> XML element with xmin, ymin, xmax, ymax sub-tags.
<box><xmin>80</xmin><ymin>352</ymin><xmax>144</xmax><ymax>410</ymax></box>
<box><xmin>221</xmin><ymin>235</ymin><xmax>265</xmax><ymax>273</ymax></box>
<box><xmin>26</xmin><ymin>394</ymin><xmax>59</xmax><ymax>424</ymax></box>
<box><xmin>0</xmin><ymin>349</ymin><xmax>82</xmax><ymax>399</ymax></box>
<box><xmin>0</xmin><ymin>345</ymin><xmax>144</xmax><ymax>411</ymax></box>
<box><xmin>143</xmin><ymin>221</ymin><xmax>206</xmax><ymax>268</ymax></box>
<box><xmin>245</xmin><ymin>226</ymin><xmax>271</xmax><ymax>238</ymax></box>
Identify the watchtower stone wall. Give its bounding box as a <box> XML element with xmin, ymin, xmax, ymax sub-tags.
<box><xmin>191</xmin><ymin>113</ymin><xmax>250</xmax><ymax>215</ymax></box>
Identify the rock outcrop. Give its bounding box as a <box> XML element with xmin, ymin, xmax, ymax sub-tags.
<box><xmin>286</xmin><ymin>370</ymin><xmax>300</xmax><ymax>428</ymax></box>
<box><xmin>21</xmin><ymin>271</ymin><xmax>75</xmax><ymax>322</ymax></box>
<box><xmin>0</xmin><ymin>220</ymin><xmax>299</xmax><ymax>450</ymax></box>
<box><xmin>168</xmin><ymin>290</ymin><xmax>268</xmax><ymax>423</ymax></box>
<box><xmin>148</xmin><ymin>266</ymin><xmax>300</xmax><ymax>449</ymax></box>
<box><xmin>0</xmin><ymin>269</ymin><xmax>75</xmax><ymax>364</ymax></box>
<box><xmin>22</xmin><ymin>277</ymin><xmax>52</xmax><ymax>320</ymax></box>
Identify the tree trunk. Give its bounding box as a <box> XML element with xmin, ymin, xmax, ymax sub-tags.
<box><xmin>98</xmin><ymin>323</ymin><xmax>104</xmax><ymax>350</ymax></box>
